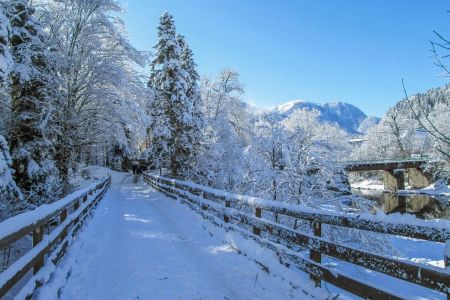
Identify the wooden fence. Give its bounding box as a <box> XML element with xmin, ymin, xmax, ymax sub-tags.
<box><xmin>0</xmin><ymin>175</ymin><xmax>111</xmax><ymax>299</ymax></box>
<box><xmin>144</xmin><ymin>173</ymin><xmax>450</xmax><ymax>300</ymax></box>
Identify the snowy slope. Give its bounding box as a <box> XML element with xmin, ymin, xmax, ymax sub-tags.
<box><xmin>38</xmin><ymin>172</ymin><xmax>324</xmax><ymax>300</ymax></box>
<box><xmin>271</xmin><ymin>100</ymin><xmax>380</xmax><ymax>134</ymax></box>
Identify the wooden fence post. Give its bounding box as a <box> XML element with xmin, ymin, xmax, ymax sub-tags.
<box><xmin>310</xmin><ymin>221</ymin><xmax>322</xmax><ymax>287</ymax></box>
<box><xmin>445</xmin><ymin>240</ymin><xmax>449</xmax><ymax>267</ymax></box>
<box><xmin>253</xmin><ymin>207</ymin><xmax>261</xmax><ymax>236</ymax></box>
<box><xmin>33</xmin><ymin>226</ymin><xmax>44</xmax><ymax>275</ymax></box>
<box><xmin>59</xmin><ymin>208</ymin><xmax>68</xmax><ymax>241</ymax></box>
<box><xmin>445</xmin><ymin>240</ymin><xmax>449</xmax><ymax>300</ymax></box>
<box><xmin>60</xmin><ymin>209</ymin><xmax>67</xmax><ymax>225</ymax></box>
<box><xmin>224</xmin><ymin>201</ymin><xmax>230</xmax><ymax>223</ymax></box>
<box><xmin>73</xmin><ymin>199</ymin><xmax>80</xmax><ymax>228</ymax></box>
<box><xmin>74</xmin><ymin>199</ymin><xmax>80</xmax><ymax>211</ymax></box>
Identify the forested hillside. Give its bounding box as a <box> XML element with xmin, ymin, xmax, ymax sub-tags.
<box><xmin>355</xmin><ymin>84</ymin><xmax>450</xmax><ymax>172</ymax></box>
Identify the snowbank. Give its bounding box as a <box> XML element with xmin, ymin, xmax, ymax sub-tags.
<box><xmin>146</xmin><ymin>174</ymin><xmax>448</xmax><ymax>299</ymax></box>
<box><xmin>0</xmin><ymin>177</ymin><xmax>108</xmax><ymax>242</ymax></box>
<box><xmin>351</xmin><ymin>179</ymin><xmax>384</xmax><ymax>191</ymax></box>
<box><xmin>147</xmin><ymin>173</ymin><xmax>450</xmax><ymax>236</ymax></box>
<box><xmin>398</xmin><ymin>179</ymin><xmax>450</xmax><ymax>198</ymax></box>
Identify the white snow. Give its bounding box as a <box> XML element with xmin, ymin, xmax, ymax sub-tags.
<box><xmin>38</xmin><ymin>172</ymin><xmax>325</xmax><ymax>300</ymax></box>
<box><xmin>149</xmin><ymin>174</ymin><xmax>450</xmax><ymax>232</ymax></box>
<box><xmin>0</xmin><ymin>178</ymin><xmax>108</xmax><ymax>241</ymax></box>
<box><xmin>275</xmin><ymin>99</ymin><xmax>307</xmax><ymax>113</ymax></box>
<box><xmin>398</xmin><ymin>179</ymin><xmax>450</xmax><ymax>198</ymax></box>
<box><xmin>147</xmin><ymin>174</ymin><xmax>450</xmax><ymax>299</ymax></box>
<box><xmin>0</xmin><ymin>183</ymin><xmax>107</xmax><ymax>300</ymax></box>
<box><xmin>351</xmin><ymin>179</ymin><xmax>384</xmax><ymax>191</ymax></box>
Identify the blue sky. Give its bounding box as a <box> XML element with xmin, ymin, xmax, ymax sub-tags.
<box><xmin>119</xmin><ymin>0</ymin><xmax>450</xmax><ymax>117</ymax></box>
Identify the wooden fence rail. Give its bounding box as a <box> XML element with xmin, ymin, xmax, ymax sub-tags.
<box><xmin>144</xmin><ymin>173</ymin><xmax>450</xmax><ymax>300</ymax></box>
<box><xmin>0</xmin><ymin>175</ymin><xmax>111</xmax><ymax>299</ymax></box>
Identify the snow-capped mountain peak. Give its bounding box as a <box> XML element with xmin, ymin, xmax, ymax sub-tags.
<box><xmin>271</xmin><ymin>100</ymin><xmax>379</xmax><ymax>134</ymax></box>
<box><xmin>275</xmin><ymin>100</ymin><xmax>308</xmax><ymax>113</ymax></box>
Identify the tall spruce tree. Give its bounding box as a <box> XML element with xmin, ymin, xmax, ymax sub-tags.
<box><xmin>0</xmin><ymin>3</ymin><xmax>24</xmax><ymax>219</ymax></box>
<box><xmin>177</xmin><ymin>34</ymin><xmax>203</xmax><ymax>176</ymax></box>
<box><xmin>0</xmin><ymin>135</ymin><xmax>25</xmax><ymax>219</ymax></box>
<box><xmin>177</xmin><ymin>35</ymin><xmax>199</xmax><ymax>100</ymax></box>
<box><xmin>8</xmin><ymin>0</ymin><xmax>59</xmax><ymax>205</ymax></box>
<box><xmin>0</xmin><ymin>7</ymin><xmax>12</xmax><ymax>83</ymax></box>
<box><xmin>148</xmin><ymin>12</ymin><xmax>197</xmax><ymax>177</ymax></box>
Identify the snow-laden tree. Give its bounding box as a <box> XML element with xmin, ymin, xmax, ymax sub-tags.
<box><xmin>278</xmin><ymin>110</ymin><xmax>392</xmax><ymax>253</ymax></box>
<box><xmin>0</xmin><ymin>7</ymin><xmax>12</xmax><ymax>83</ymax></box>
<box><xmin>195</xmin><ymin>69</ymin><xmax>251</xmax><ymax>190</ymax></box>
<box><xmin>421</xmin><ymin>101</ymin><xmax>450</xmax><ymax>176</ymax></box>
<box><xmin>38</xmin><ymin>0</ymin><xmax>149</xmax><ymax>185</ymax></box>
<box><xmin>248</xmin><ymin>112</ymin><xmax>290</xmax><ymax>201</ymax></box>
<box><xmin>148</xmin><ymin>13</ymin><xmax>200</xmax><ymax>178</ymax></box>
<box><xmin>405</xmin><ymin>86</ymin><xmax>450</xmax><ymax>160</ymax></box>
<box><xmin>7</xmin><ymin>0</ymin><xmax>60</xmax><ymax>204</ymax></box>
<box><xmin>260</xmin><ymin>109</ymin><xmax>350</xmax><ymax>207</ymax></box>
<box><xmin>177</xmin><ymin>35</ymin><xmax>199</xmax><ymax>102</ymax></box>
<box><xmin>0</xmin><ymin>135</ymin><xmax>24</xmax><ymax>220</ymax></box>
<box><xmin>0</xmin><ymin>4</ymin><xmax>12</xmax><ymax>135</ymax></box>
<box><xmin>177</xmin><ymin>34</ymin><xmax>203</xmax><ymax>176</ymax></box>
<box><xmin>415</xmin><ymin>27</ymin><xmax>450</xmax><ymax>161</ymax></box>
<box><xmin>356</xmin><ymin>83</ymin><xmax>448</xmax><ymax>178</ymax></box>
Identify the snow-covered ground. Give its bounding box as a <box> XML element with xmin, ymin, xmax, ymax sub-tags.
<box><xmin>69</xmin><ymin>165</ymin><xmax>114</xmax><ymax>190</ymax></box>
<box><xmin>351</xmin><ymin>178</ymin><xmax>450</xmax><ymax>199</ymax></box>
<box><xmin>398</xmin><ymin>179</ymin><xmax>450</xmax><ymax>198</ymax></box>
<box><xmin>37</xmin><ymin>169</ymin><xmax>324</xmax><ymax>300</ymax></box>
<box><xmin>148</xmin><ymin>174</ymin><xmax>449</xmax><ymax>299</ymax></box>
<box><xmin>350</xmin><ymin>179</ymin><xmax>384</xmax><ymax>191</ymax></box>
<box><xmin>28</xmin><ymin>167</ymin><xmax>447</xmax><ymax>299</ymax></box>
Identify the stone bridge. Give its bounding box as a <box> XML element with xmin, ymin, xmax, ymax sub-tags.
<box><xmin>345</xmin><ymin>158</ymin><xmax>430</xmax><ymax>191</ymax></box>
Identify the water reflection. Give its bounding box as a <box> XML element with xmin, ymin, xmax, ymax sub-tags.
<box><xmin>351</xmin><ymin>189</ymin><xmax>450</xmax><ymax>220</ymax></box>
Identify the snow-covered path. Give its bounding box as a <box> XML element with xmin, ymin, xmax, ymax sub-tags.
<box><xmin>40</xmin><ymin>172</ymin><xmax>321</xmax><ymax>300</ymax></box>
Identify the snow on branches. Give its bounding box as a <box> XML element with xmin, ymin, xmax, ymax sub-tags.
<box><xmin>0</xmin><ymin>135</ymin><xmax>24</xmax><ymax>219</ymax></box>
<box><xmin>147</xmin><ymin>12</ymin><xmax>202</xmax><ymax>177</ymax></box>
<box><xmin>7</xmin><ymin>0</ymin><xmax>60</xmax><ymax>204</ymax></box>
<box><xmin>0</xmin><ymin>7</ymin><xmax>12</xmax><ymax>83</ymax></box>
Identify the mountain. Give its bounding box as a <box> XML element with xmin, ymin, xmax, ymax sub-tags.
<box><xmin>357</xmin><ymin>116</ymin><xmax>381</xmax><ymax>134</ymax></box>
<box><xmin>271</xmin><ymin>100</ymin><xmax>380</xmax><ymax>134</ymax></box>
<box><xmin>385</xmin><ymin>84</ymin><xmax>450</xmax><ymax>120</ymax></box>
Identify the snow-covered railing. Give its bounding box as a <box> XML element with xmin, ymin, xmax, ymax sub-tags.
<box><xmin>144</xmin><ymin>173</ymin><xmax>450</xmax><ymax>300</ymax></box>
<box><xmin>0</xmin><ymin>175</ymin><xmax>111</xmax><ymax>299</ymax></box>
<box><xmin>346</xmin><ymin>157</ymin><xmax>428</xmax><ymax>165</ymax></box>
<box><xmin>345</xmin><ymin>157</ymin><xmax>428</xmax><ymax>172</ymax></box>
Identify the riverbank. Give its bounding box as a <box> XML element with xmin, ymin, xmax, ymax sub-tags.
<box><xmin>351</xmin><ymin>179</ymin><xmax>450</xmax><ymax>199</ymax></box>
<box><xmin>398</xmin><ymin>179</ymin><xmax>450</xmax><ymax>199</ymax></box>
<box><xmin>351</xmin><ymin>179</ymin><xmax>384</xmax><ymax>191</ymax></box>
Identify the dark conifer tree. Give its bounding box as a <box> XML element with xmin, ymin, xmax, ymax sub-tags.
<box><xmin>8</xmin><ymin>0</ymin><xmax>59</xmax><ymax>204</ymax></box>
<box><xmin>148</xmin><ymin>12</ymin><xmax>199</xmax><ymax>177</ymax></box>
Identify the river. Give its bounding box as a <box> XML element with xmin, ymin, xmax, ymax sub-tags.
<box><xmin>351</xmin><ymin>189</ymin><xmax>450</xmax><ymax>220</ymax></box>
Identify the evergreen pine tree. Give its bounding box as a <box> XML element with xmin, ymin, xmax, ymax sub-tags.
<box><xmin>177</xmin><ymin>35</ymin><xmax>200</xmax><ymax>100</ymax></box>
<box><xmin>7</xmin><ymin>0</ymin><xmax>60</xmax><ymax>205</ymax></box>
<box><xmin>0</xmin><ymin>6</ymin><xmax>12</xmax><ymax>83</ymax></box>
<box><xmin>0</xmin><ymin>135</ymin><xmax>25</xmax><ymax>219</ymax></box>
<box><xmin>177</xmin><ymin>34</ymin><xmax>204</xmax><ymax>176</ymax></box>
<box><xmin>148</xmin><ymin>12</ymin><xmax>196</xmax><ymax>177</ymax></box>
